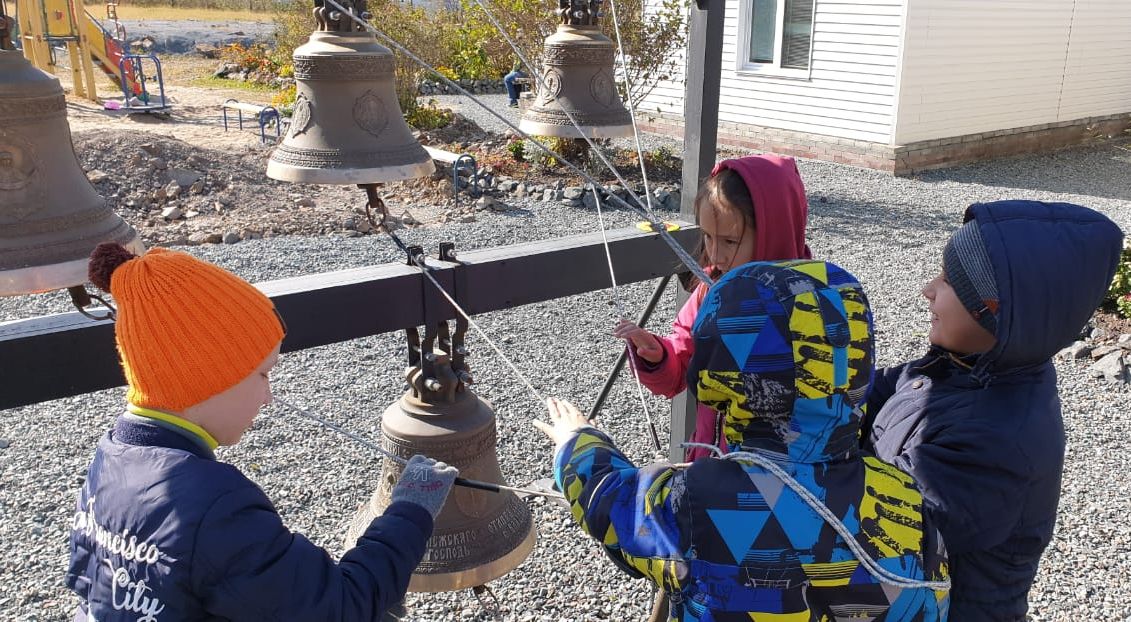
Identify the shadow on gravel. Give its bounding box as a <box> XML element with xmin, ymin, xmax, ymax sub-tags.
<box><xmin>914</xmin><ymin>141</ymin><xmax>1131</xmax><ymax>202</ymax></box>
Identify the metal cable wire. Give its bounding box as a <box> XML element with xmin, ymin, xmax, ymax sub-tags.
<box><xmin>321</xmin><ymin>0</ymin><xmax>712</xmax><ymax>287</ymax></box>
<box><xmin>469</xmin><ymin>0</ymin><xmax>660</xmax><ymax>222</ymax></box>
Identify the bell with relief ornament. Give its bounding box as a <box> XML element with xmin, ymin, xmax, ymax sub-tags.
<box><xmin>346</xmin><ymin>323</ymin><xmax>535</xmax><ymax>593</ymax></box>
<box><xmin>518</xmin><ymin>0</ymin><xmax>633</xmax><ymax>139</ymax></box>
<box><xmin>0</xmin><ymin>50</ymin><xmax>142</xmax><ymax>296</ymax></box>
<box><xmin>266</xmin><ymin>0</ymin><xmax>433</xmax><ymax>184</ymax></box>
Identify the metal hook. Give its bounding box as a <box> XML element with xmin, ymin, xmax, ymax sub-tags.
<box><xmin>68</xmin><ymin>286</ymin><xmax>116</xmax><ymax>322</ymax></box>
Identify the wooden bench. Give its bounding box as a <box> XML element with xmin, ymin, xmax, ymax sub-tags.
<box><xmin>221</xmin><ymin>99</ymin><xmax>281</xmax><ymax>144</ymax></box>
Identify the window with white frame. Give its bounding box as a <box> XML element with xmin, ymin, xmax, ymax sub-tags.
<box><xmin>740</xmin><ymin>0</ymin><xmax>815</xmax><ymax>76</ymax></box>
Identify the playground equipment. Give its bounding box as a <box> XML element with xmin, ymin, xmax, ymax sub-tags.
<box><xmin>11</xmin><ymin>0</ymin><xmax>169</xmax><ymax>111</ymax></box>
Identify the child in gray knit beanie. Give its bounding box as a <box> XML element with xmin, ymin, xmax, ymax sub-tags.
<box><xmin>861</xmin><ymin>200</ymin><xmax>1123</xmax><ymax>622</ymax></box>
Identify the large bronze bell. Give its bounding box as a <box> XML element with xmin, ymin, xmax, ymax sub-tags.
<box><xmin>347</xmin><ymin>326</ymin><xmax>535</xmax><ymax>593</ymax></box>
<box><xmin>519</xmin><ymin>0</ymin><xmax>633</xmax><ymax>139</ymax></box>
<box><xmin>0</xmin><ymin>50</ymin><xmax>142</xmax><ymax>296</ymax></box>
<box><xmin>266</xmin><ymin>0</ymin><xmax>433</xmax><ymax>184</ymax></box>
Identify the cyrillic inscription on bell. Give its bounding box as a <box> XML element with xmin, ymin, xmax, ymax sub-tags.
<box><xmin>266</xmin><ymin>0</ymin><xmax>433</xmax><ymax>184</ymax></box>
<box><xmin>0</xmin><ymin>50</ymin><xmax>142</xmax><ymax>296</ymax></box>
<box><xmin>519</xmin><ymin>0</ymin><xmax>633</xmax><ymax>139</ymax></box>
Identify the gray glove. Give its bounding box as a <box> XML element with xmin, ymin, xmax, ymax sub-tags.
<box><xmin>390</xmin><ymin>455</ymin><xmax>459</xmax><ymax>520</ymax></box>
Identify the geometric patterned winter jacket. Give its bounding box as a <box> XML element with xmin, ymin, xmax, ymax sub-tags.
<box><xmin>553</xmin><ymin>260</ymin><xmax>950</xmax><ymax>621</ymax></box>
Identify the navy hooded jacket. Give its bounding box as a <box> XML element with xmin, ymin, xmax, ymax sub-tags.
<box><xmin>862</xmin><ymin>200</ymin><xmax>1123</xmax><ymax>622</ymax></box>
<box><xmin>66</xmin><ymin>414</ymin><xmax>433</xmax><ymax>621</ymax></box>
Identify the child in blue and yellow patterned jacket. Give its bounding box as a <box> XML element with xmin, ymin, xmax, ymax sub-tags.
<box><xmin>536</xmin><ymin>259</ymin><xmax>950</xmax><ymax>621</ymax></box>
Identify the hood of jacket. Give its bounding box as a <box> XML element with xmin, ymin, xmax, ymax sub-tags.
<box><xmin>964</xmin><ymin>200</ymin><xmax>1123</xmax><ymax>375</ymax></box>
<box><xmin>689</xmin><ymin>260</ymin><xmax>874</xmax><ymax>463</ymax></box>
<box><xmin>712</xmin><ymin>155</ymin><xmax>812</xmax><ymax>261</ymax></box>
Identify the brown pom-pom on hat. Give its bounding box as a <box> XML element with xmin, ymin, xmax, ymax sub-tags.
<box><xmin>88</xmin><ymin>242</ymin><xmax>139</xmax><ymax>293</ymax></box>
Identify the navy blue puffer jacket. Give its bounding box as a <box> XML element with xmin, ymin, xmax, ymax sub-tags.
<box><xmin>862</xmin><ymin>200</ymin><xmax>1123</xmax><ymax>622</ymax></box>
<box><xmin>67</xmin><ymin>414</ymin><xmax>432</xmax><ymax>621</ymax></box>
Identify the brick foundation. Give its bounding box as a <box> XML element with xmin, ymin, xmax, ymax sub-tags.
<box><xmin>638</xmin><ymin>113</ymin><xmax>1131</xmax><ymax>176</ymax></box>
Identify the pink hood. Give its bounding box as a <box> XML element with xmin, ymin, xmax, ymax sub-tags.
<box><xmin>711</xmin><ymin>155</ymin><xmax>812</xmax><ymax>261</ymax></box>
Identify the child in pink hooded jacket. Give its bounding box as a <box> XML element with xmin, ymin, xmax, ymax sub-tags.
<box><xmin>614</xmin><ymin>154</ymin><xmax>811</xmax><ymax>461</ymax></box>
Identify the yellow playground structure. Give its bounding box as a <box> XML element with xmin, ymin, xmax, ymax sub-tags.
<box><xmin>6</xmin><ymin>0</ymin><xmax>169</xmax><ymax>111</ymax></box>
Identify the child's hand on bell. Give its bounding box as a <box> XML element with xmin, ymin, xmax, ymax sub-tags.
<box><xmin>613</xmin><ymin>319</ymin><xmax>664</xmax><ymax>363</ymax></box>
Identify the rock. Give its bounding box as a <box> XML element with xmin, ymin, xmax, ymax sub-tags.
<box><xmin>151</xmin><ymin>157</ymin><xmax>168</xmax><ymax>171</ymax></box>
<box><xmin>563</xmin><ymin>186</ymin><xmax>584</xmax><ymax>200</ymax></box>
<box><xmin>542</xmin><ymin>188</ymin><xmax>556</xmax><ymax>202</ymax></box>
<box><xmin>1119</xmin><ymin>334</ymin><xmax>1131</xmax><ymax>349</ymax></box>
<box><xmin>458</xmin><ymin>214</ymin><xmax>477</xmax><ymax>223</ymax></box>
<box><xmin>1091</xmin><ymin>326</ymin><xmax>1109</xmax><ymax>340</ymax></box>
<box><xmin>0</xmin><ymin>439</ymin><xmax>9</xmax><ymax>449</ymax></box>
<box><xmin>296</xmin><ymin>197</ymin><xmax>316</xmax><ymax>207</ymax></box>
<box><xmin>183</xmin><ymin>210</ymin><xmax>200</xmax><ymax>219</ymax></box>
<box><xmin>87</xmin><ymin>169</ymin><xmax>109</xmax><ymax>184</ymax></box>
<box><xmin>167</xmin><ymin>168</ymin><xmax>202</xmax><ymax>187</ymax></box>
<box><xmin>1090</xmin><ymin>351</ymin><xmax>1127</xmax><ymax>383</ymax></box>
<box><xmin>1059</xmin><ymin>341</ymin><xmax>1092</xmax><ymax>360</ymax></box>
<box><xmin>1092</xmin><ymin>345</ymin><xmax>1120</xmax><ymax>359</ymax></box>
<box><xmin>475</xmin><ymin>196</ymin><xmax>497</xmax><ymax>211</ymax></box>
<box><xmin>667</xmin><ymin>189</ymin><xmax>682</xmax><ymax>210</ymax></box>
<box><xmin>222</xmin><ymin>231</ymin><xmax>241</xmax><ymax>244</ymax></box>
<box><xmin>140</xmin><ymin>143</ymin><xmax>162</xmax><ymax>156</ymax></box>
<box><xmin>160</xmin><ymin>206</ymin><xmax>183</xmax><ymax>220</ymax></box>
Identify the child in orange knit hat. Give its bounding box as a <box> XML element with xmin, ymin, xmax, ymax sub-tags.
<box><xmin>66</xmin><ymin>242</ymin><xmax>458</xmax><ymax>621</ymax></box>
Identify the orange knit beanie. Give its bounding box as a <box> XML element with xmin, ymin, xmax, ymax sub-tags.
<box><xmin>88</xmin><ymin>243</ymin><xmax>285</xmax><ymax>412</ymax></box>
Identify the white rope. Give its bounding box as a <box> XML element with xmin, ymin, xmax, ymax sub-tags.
<box><xmin>703</xmin><ymin>446</ymin><xmax>952</xmax><ymax>591</ymax></box>
<box><xmin>321</xmin><ymin>0</ymin><xmax>713</xmax><ymax>287</ymax></box>
<box><xmin>606</xmin><ymin>0</ymin><xmax>658</xmax><ymax>220</ymax></box>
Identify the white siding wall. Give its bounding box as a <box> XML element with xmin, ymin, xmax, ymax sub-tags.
<box><xmin>635</xmin><ymin>0</ymin><xmax>689</xmax><ymax>120</ymax></box>
<box><xmin>894</xmin><ymin>0</ymin><xmax>1131</xmax><ymax>144</ymax></box>
<box><xmin>639</xmin><ymin>0</ymin><xmax>906</xmax><ymax>143</ymax></box>
<box><xmin>1057</xmin><ymin>0</ymin><xmax>1131</xmax><ymax>122</ymax></box>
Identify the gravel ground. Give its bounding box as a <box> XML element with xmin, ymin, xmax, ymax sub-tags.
<box><xmin>1</xmin><ymin>141</ymin><xmax>1130</xmax><ymax>621</ymax></box>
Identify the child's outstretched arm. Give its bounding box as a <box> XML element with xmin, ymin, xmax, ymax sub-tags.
<box><xmin>535</xmin><ymin>399</ymin><xmax>686</xmax><ymax>592</ymax></box>
<box><xmin>617</xmin><ymin>287</ymin><xmax>705</xmax><ymax>398</ymax></box>
<box><xmin>189</xmin><ymin>477</ymin><xmax>438</xmax><ymax>619</ymax></box>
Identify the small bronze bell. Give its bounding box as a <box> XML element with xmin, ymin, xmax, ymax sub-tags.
<box><xmin>346</xmin><ymin>323</ymin><xmax>535</xmax><ymax>592</ymax></box>
<box><xmin>267</xmin><ymin>0</ymin><xmax>433</xmax><ymax>184</ymax></box>
<box><xmin>519</xmin><ymin>0</ymin><xmax>633</xmax><ymax>139</ymax></box>
<box><xmin>0</xmin><ymin>50</ymin><xmax>142</xmax><ymax>296</ymax></box>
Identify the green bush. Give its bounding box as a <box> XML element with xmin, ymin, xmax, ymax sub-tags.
<box><xmin>406</xmin><ymin>99</ymin><xmax>453</xmax><ymax>130</ymax></box>
<box><xmin>1104</xmin><ymin>243</ymin><xmax>1131</xmax><ymax>319</ymax></box>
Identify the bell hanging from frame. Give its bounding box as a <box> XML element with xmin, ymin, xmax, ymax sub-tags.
<box><xmin>0</xmin><ymin>50</ymin><xmax>143</xmax><ymax>296</ymax></box>
<box><xmin>267</xmin><ymin>0</ymin><xmax>433</xmax><ymax>184</ymax></box>
<box><xmin>518</xmin><ymin>0</ymin><xmax>633</xmax><ymax>139</ymax></box>
<box><xmin>345</xmin><ymin>329</ymin><xmax>535</xmax><ymax>593</ymax></box>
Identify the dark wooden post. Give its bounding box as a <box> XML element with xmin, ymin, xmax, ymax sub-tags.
<box><xmin>670</xmin><ymin>0</ymin><xmax>723</xmax><ymax>463</ymax></box>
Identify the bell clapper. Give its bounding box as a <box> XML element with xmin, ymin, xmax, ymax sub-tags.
<box><xmin>67</xmin><ymin>285</ymin><xmax>116</xmax><ymax>321</ymax></box>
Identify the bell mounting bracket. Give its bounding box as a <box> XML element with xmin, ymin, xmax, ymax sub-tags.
<box><xmin>559</xmin><ymin>0</ymin><xmax>603</xmax><ymax>26</ymax></box>
<box><xmin>403</xmin><ymin>241</ymin><xmax>471</xmax><ymax>404</ymax></box>
<box><xmin>313</xmin><ymin>0</ymin><xmax>370</xmax><ymax>33</ymax></box>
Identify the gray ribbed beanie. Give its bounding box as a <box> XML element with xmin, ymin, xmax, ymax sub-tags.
<box><xmin>943</xmin><ymin>220</ymin><xmax>999</xmax><ymax>336</ymax></box>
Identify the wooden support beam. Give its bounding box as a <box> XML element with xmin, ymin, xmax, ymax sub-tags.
<box><xmin>0</xmin><ymin>224</ymin><xmax>699</xmax><ymax>410</ymax></box>
<box><xmin>671</xmin><ymin>0</ymin><xmax>724</xmax><ymax>463</ymax></box>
